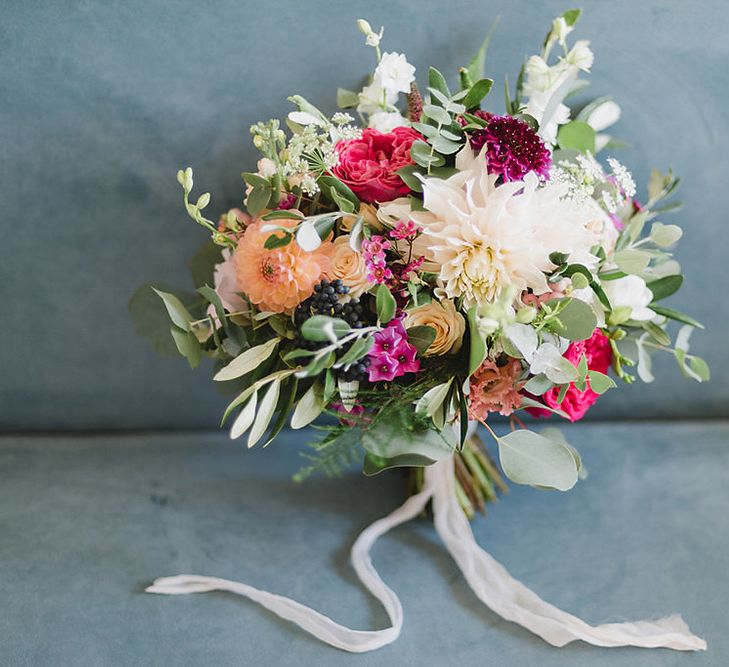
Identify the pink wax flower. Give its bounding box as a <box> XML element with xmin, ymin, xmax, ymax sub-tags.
<box><xmin>529</xmin><ymin>328</ymin><xmax>613</xmax><ymax>422</ymax></box>
<box><xmin>469</xmin><ymin>115</ymin><xmax>552</xmax><ymax>182</ymax></box>
<box><xmin>389</xmin><ymin>219</ymin><xmax>421</xmax><ymax>241</ymax></box>
<box><xmin>361</xmin><ymin>234</ymin><xmax>394</xmax><ymax>284</ymax></box>
<box><xmin>331</xmin><ymin>127</ymin><xmax>422</xmax><ymax>203</ymax></box>
<box><xmin>367</xmin><ymin>319</ymin><xmax>420</xmax><ymax>382</ymax></box>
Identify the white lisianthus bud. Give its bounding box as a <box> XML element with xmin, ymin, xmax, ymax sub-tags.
<box><xmin>586</xmin><ymin>100</ymin><xmax>622</xmax><ymax>132</ymax></box>
<box><xmin>368</xmin><ymin>111</ymin><xmax>408</xmax><ymax>132</ymax></box>
<box><xmin>551</xmin><ymin>17</ymin><xmax>573</xmax><ymax>45</ymax></box>
<box><xmin>357</xmin><ymin>19</ymin><xmax>383</xmax><ymax>47</ymax></box>
<box><xmin>374</xmin><ymin>52</ymin><xmax>416</xmax><ymax>95</ymax></box>
<box><xmin>565</xmin><ymin>40</ymin><xmax>594</xmax><ymax>71</ymax></box>
<box><xmin>602</xmin><ymin>275</ymin><xmax>654</xmax><ymax>321</ymax></box>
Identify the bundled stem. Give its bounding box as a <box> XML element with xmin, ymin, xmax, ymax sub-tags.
<box><xmin>408</xmin><ymin>433</ymin><xmax>507</xmax><ymax>519</ymax></box>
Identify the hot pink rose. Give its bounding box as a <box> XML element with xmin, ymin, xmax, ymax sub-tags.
<box><xmin>530</xmin><ymin>328</ymin><xmax>612</xmax><ymax>422</ymax></box>
<box><xmin>332</xmin><ymin>127</ymin><xmax>421</xmax><ymax>203</ymax></box>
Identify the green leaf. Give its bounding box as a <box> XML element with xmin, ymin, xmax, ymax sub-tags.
<box><xmin>497</xmin><ymin>430</ymin><xmax>579</xmax><ymax>491</ymax></box>
<box><xmin>523</xmin><ymin>374</ymin><xmax>553</xmax><ymax>396</ymax></box>
<box><xmin>614</xmin><ymin>249</ymin><xmax>652</xmax><ymax>275</ymax></box>
<box><xmin>318</xmin><ymin>175</ymin><xmax>360</xmax><ymax>213</ymax></box>
<box><xmin>170</xmin><ymin>325</ymin><xmax>202</xmax><ymax>368</ymax></box>
<box><xmin>336</xmin><ymin>87</ymin><xmax>359</xmax><ymax>109</ymax></box>
<box><xmin>428</xmin><ymin>67</ymin><xmax>450</xmax><ymax>98</ymax></box>
<box><xmin>376</xmin><ymin>284</ymin><xmax>397</xmax><ymax>324</ymax></box>
<box><xmin>586</xmin><ymin>370</ymin><xmax>616</xmax><ymax>395</ymax></box>
<box><xmin>264</xmin><ymin>232</ymin><xmax>293</xmax><ymax>249</ymax></box>
<box><xmin>197</xmin><ymin>285</ymin><xmax>228</xmax><ymax>333</ymax></box>
<box><xmin>361</xmin><ymin>418</ymin><xmax>455</xmax><ymax>473</ymax></box>
<box><xmin>430</xmin><ymin>135</ymin><xmax>462</xmax><ymax>155</ymax></box>
<box><xmin>188</xmin><ymin>242</ymin><xmax>223</xmax><ymax>289</ymax></box>
<box><xmin>241</xmin><ymin>172</ymin><xmax>270</xmax><ymax>188</ymax></box>
<box><xmin>263</xmin><ymin>376</ymin><xmax>299</xmax><ymax>447</ymax></box>
<box><xmin>557</xmin><ymin>121</ymin><xmax>596</xmax><ymax>153</ymax></box>
<box><xmin>247</xmin><ymin>378</ymin><xmax>281</xmax><ymax>448</ymax></box>
<box><xmin>562</xmin><ymin>8</ymin><xmax>582</xmax><ymax>26</ymax></box>
<box><xmin>467</xmin><ymin>307</ymin><xmax>486</xmax><ymax>374</ymax></box>
<box><xmin>291</xmin><ymin>382</ymin><xmax>325</xmax><ymax>429</ymax></box>
<box><xmin>301</xmin><ymin>316</ymin><xmax>351</xmax><ymax>342</ymax></box>
<box><xmin>287</xmin><ymin>95</ymin><xmax>328</xmax><ymax>124</ymax></box>
<box><xmin>544</xmin><ymin>297</ymin><xmax>597</xmax><ymax>341</ymax></box>
<box><xmin>153</xmin><ymin>288</ymin><xmax>194</xmax><ymax>332</ymax></box>
<box><xmin>410</xmin><ymin>140</ymin><xmax>445</xmax><ymax>168</ymax></box>
<box><xmin>415</xmin><ymin>379</ymin><xmax>453</xmax><ymax>420</ymax></box>
<box><xmin>230</xmin><ymin>392</ymin><xmax>258</xmax><ymax>439</ymax></box>
<box><xmin>647</xmin><ymin>275</ymin><xmax>683</xmax><ymax>302</ymax></box>
<box><xmin>422</xmin><ymin>104</ymin><xmax>451</xmax><ymax>125</ymax></box>
<box><xmin>462</xmin><ymin>78</ymin><xmax>493</xmax><ymax>110</ymax></box>
<box><xmin>214</xmin><ymin>338</ymin><xmax>281</xmax><ymax>382</ymax></box>
<box><xmin>466</xmin><ymin>17</ymin><xmax>500</xmax><ymax>84</ymax></box>
<box><xmin>650</xmin><ymin>222</ymin><xmax>683</xmax><ymax>247</ymax></box>
<box><xmin>688</xmin><ymin>356</ymin><xmax>711</xmax><ymax>382</ymax></box>
<box><xmin>247</xmin><ymin>185</ymin><xmax>272</xmax><ymax>217</ymax></box>
<box><xmin>396</xmin><ymin>165</ymin><xmax>424</xmax><ymax>192</ymax></box>
<box><xmin>335</xmin><ymin>336</ymin><xmax>374</xmax><ymax>367</ymax></box>
<box><xmin>129</xmin><ymin>284</ymin><xmax>199</xmax><ymax>356</ymax></box>
<box><xmin>406</xmin><ymin>326</ymin><xmax>437</xmax><ymax>355</ymax></box>
<box><xmin>261</xmin><ymin>210</ymin><xmax>303</xmax><ymax>221</ymax></box>
<box><xmin>650</xmin><ymin>305</ymin><xmax>704</xmax><ymax>329</ymax></box>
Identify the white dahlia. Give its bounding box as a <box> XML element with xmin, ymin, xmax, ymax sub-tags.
<box><xmin>412</xmin><ymin>148</ymin><xmax>597</xmax><ymax>309</ymax></box>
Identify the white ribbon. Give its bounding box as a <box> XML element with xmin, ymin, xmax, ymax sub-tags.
<box><xmin>147</xmin><ymin>456</ymin><xmax>706</xmax><ymax>653</ymax></box>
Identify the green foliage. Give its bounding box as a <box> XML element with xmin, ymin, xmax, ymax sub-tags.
<box><xmin>376</xmin><ymin>284</ymin><xmax>397</xmax><ymax>324</ymax></box>
<box><xmin>497</xmin><ymin>429</ymin><xmax>579</xmax><ymax>491</ymax></box>
<box><xmin>465</xmin><ymin>17</ymin><xmax>500</xmax><ymax>84</ymax></box>
<box><xmin>129</xmin><ymin>283</ymin><xmax>200</xmax><ymax>356</ymax></box>
<box><xmin>557</xmin><ymin>121</ymin><xmax>596</xmax><ymax>153</ymax></box>
<box><xmin>293</xmin><ymin>424</ymin><xmax>364</xmax><ymax>482</ymax></box>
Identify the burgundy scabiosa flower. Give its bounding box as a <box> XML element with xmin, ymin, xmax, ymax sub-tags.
<box><xmin>469</xmin><ymin>115</ymin><xmax>552</xmax><ymax>182</ymax></box>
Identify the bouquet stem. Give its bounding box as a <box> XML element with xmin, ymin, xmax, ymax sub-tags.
<box><xmin>408</xmin><ymin>433</ymin><xmax>507</xmax><ymax>519</ymax></box>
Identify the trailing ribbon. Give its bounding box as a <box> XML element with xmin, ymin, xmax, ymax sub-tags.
<box><xmin>147</xmin><ymin>456</ymin><xmax>706</xmax><ymax>653</ymax></box>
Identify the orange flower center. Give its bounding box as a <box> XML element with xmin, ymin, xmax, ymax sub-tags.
<box><xmin>260</xmin><ymin>257</ymin><xmax>279</xmax><ymax>282</ymax></box>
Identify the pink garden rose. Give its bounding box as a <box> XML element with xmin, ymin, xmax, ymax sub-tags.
<box><xmin>332</xmin><ymin>127</ymin><xmax>421</xmax><ymax>203</ymax></box>
<box><xmin>530</xmin><ymin>328</ymin><xmax>612</xmax><ymax>422</ymax></box>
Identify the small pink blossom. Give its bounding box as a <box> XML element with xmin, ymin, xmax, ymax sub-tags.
<box><xmin>367</xmin><ymin>319</ymin><xmax>420</xmax><ymax>382</ymax></box>
<box><xmin>389</xmin><ymin>219</ymin><xmax>421</xmax><ymax>240</ymax></box>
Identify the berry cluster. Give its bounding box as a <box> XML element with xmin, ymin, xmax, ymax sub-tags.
<box><xmin>294</xmin><ymin>279</ymin><xmax>367</xmax><ymax>329</ymax></box>
<box><xmin>294</xmin><ymin>279</ymin><xmax>373</xmax><ymax>381</ymax></box>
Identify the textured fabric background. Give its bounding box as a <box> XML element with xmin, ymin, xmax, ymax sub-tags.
<box><xmin>2</xmin><ymin>0</ymin><xmax>727</xmax><ymax>429</ymax></box>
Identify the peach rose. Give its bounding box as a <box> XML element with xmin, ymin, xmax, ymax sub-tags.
<box><xmin>326</xmin><ymin>235</ymin><xmax>374</xmax><ymax>298</ymax></box>
<box><xmin>403</xmin><ymin>299</ymin><xmax>465</xmax><ymax>356</ymax></box>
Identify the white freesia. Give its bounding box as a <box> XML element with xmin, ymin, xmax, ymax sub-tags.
<box><xmin>412</xmin><ymin>147</ymin><xmax>597</xmax><ymax>309</ymax></box>
<box><xmin>522</xmin><ymin>41</ymin><xmax>594</xmax><ymax>145</ymax></box>
<box><xmin>551</xmin><ymin>17</ymin><xmax>573</xmax><ymax>46</ymax></box>
<box><xmin>357</xmin><ymin>81</ymin><xmax>397</xmax><ymax>115</ymax></box>
<box><xmin>356</xmin><ymin>19</ymin><xmax>383</xmax><ymax>47</ymax></box>
<box><xmin>564</xmin><ymin>40</ymin><xmax>594</xmax><ymax>70</ymax></box>
<box><xmin>368</xmin><ymin>110</ymin><xmax>408</xmax><ymax>132</ymax></box>
<box><xmin>374</xmin><ymin>52</ymin><xmax>415</xmax><ymax>95</ymax></box>
<box><xmin>602</xmin><ymin>275</ymin><xmax>654</xmax><ymax>321</ymax></box>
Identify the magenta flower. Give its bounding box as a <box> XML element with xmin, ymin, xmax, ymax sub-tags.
<box><xmin>469</xmin><ymin>115</ymin><xmax>552</xmax><ymax>182</ymax></box>
<box><xmin>389</xmin><ymin>219</ymin><xmax>421</xmax><ymax>240</ymax></box>
<box><xmin>367</xmin><ymin>319</ymin><xmax>420</xmax><ymax>382</ymax></box>
<box><xmin>361</xmin><ymin>234</ymin><xmax>394</xmax><ymax>284</ymax></box>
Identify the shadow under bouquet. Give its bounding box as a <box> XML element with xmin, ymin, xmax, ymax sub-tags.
<box><xmin>131</xmin><ymin>9</ymin><xmax>709</xmax><ymax>655</ymax></box>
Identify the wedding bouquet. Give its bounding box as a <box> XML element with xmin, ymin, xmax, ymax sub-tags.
<box><xmin>131</xmin><ymin>10</ymin><xmax>708</xmax><ymax>653</ymax></box>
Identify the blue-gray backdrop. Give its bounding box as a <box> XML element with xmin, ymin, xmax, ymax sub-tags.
<box><xmin>2</xmin><ymin>0</ymin><xmax>727</xmax><ymax>430</ymax></box>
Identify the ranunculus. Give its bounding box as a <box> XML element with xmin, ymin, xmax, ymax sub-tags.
<box><xmin>332</xmin><ymin>127</ymin><xmax>421</xmax><ymax>203</ymax></box>
<box><xmin>468</xmin><ymin>358</ymin><xmax>524</xmax><ymax>418</ymax></box>
<box><xmin>403</xmin><ymin>299</ymin><xmax>465</xmax><ymax>356</ymax></box>
<box><xmin>325</xmin><ymin>235</ymin><xmax>374</xmax><ymax>297</ymax></box>
<box><xmin>532</xmin><ymin>328</ymin><xmax>612</xmax><ymax>422</ymax></box>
